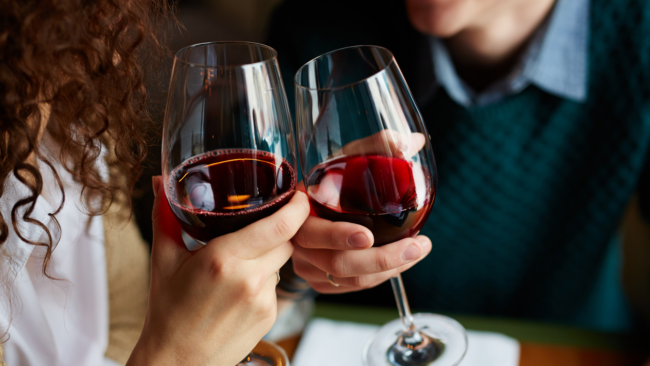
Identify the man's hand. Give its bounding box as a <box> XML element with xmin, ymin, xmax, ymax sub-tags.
<box><xmin>292</xmin><ymin>130</ymin><xmax>432</xmax><ymax>294</ymax></box>
<box><xmin>292</xmin><ymin>214</ymin><xmax>431</xmax><ymax>293</ymax></box>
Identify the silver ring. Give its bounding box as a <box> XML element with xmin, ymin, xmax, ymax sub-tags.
<box><xmin>276</xmin><ymin>271</ymin><xmax>281</xmax><ymax>285</ymax></box>
<box><xmin>326</xmin><ymin>273</ymin><xmax>340</xmax><ymax>287</ymax></box>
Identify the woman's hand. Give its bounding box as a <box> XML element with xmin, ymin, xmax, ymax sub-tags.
<box><xmin>127</xmin><ymin>176</ymin><xmax>310</xmax><ymax>366</ymax></box>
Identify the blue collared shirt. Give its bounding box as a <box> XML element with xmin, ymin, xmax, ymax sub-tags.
<box><xmin>431</xmin><ymin>0</ymin><xmax>589</xmax><ymax>107</ymax></box>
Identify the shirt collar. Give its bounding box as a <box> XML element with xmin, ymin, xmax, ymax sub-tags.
<box><xmin>527</xmin><ymin>0</ymin><xmax>589</xmax><ymax>102</ymax></box>
<box><xmin>430</xmin><ymin>0</ymin><xmax>589</xmax><ymax>106</ymax></box>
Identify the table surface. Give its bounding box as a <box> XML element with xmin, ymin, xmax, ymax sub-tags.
<box><xmin>275</xmin><ymin>302</ymin><xmax>648</xmax><ymax>366</ymax></box>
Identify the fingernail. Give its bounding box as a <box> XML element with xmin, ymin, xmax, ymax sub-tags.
<box><xmin>347</xmin><ymin>233</ymin><xmax>370</xmax><ymax>248</ymax></box>
<box><xmin>402</xmin><ymin>244</ymin><xmax>422</xmax><ymax>262</ymax></box>
<box><xmin>418</xmin><ymin>237</ymin><xmax>431</xmax><ymax>250</ymax></box>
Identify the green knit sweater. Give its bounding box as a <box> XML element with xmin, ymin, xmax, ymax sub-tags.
<box><xmin>267</xmin><ymin>0</ymin><xmax>650</xmax><ymax>332</ymax></box>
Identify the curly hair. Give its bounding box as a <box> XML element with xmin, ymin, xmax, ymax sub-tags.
<box><xmin>0</xmin><ymin>0</ymin><xmax>173</xmax><ymax>279</ymax></box>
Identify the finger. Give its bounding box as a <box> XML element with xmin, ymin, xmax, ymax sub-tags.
<box><xmin>404</xmin><ymin>132</ymin><xmax>426</xmax><ymax>159</ymax></box>
<box><xmin>302</xmin><ymin>257</ymin><xmax>424</xmax><ymax>293</ymax></box>
<box><xmin>310</xmin><ymin>282</ymin><xmax>358</xmax><ymax>294</ymax></box>
<box><xmin>293</xmin><ymin>235</ymin><xmax>431</xmax><ymax>277</ymax></box>
<box><xmin>151</xmin><ymin>176</ymin><xmax>190</xmax><ymax>271</ymax></box>
<box><xmin>206</xmin><ymin>191</ymin><xmax>310</xmax><ymax>260</ymax></box>
<box><xmin>291</xmin><ymin>259</ymin><xmax>355</xmax><ymax>294</ymax></box>
<box><xmin>259</xmin><ymin>270</ymin><xmax>282</xmax><ymax>318</ymax></box>
<box><xmin>254</xmin><ymin>241</ymin><xmax>294</xmax><ymax>275</ymax></box>
<box><xmin>294</xmin><ymin>216</ymin><xmax>374</xmax><ymax>250</ymax></box>
<box><xmin>341</xmin><ymin>131</ymin><xmax>426</xmax><ymax>159</ymax></box>
<box><xmin>294</xmin><ymin>246</ymin><xmax>425</xmax><ymax>285</ymax></box>
<box><xmin>296</xmin><ymin>181</ymin><xmax>317</xmax><ymax>216</ymax></box>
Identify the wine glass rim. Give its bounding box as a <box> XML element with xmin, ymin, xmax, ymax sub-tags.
<box><xmin>294</xmin><ymin>44</ymin><xmax>396</xmax><ymax>91</ymax></box>
<box><xmin>173</xmin><ymin>41</ymin><xmax>278</xmax><ymax>68</ymax></box>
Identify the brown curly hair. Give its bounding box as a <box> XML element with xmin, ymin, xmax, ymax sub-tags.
<box><xmin>0</xmin><ymin>0</ymin><xmax>173</xmax><ymax>279</ymax></box>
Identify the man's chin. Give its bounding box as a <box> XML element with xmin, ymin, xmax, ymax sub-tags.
<box><xmin>405</xmin><ymin>1</ymin><xmax>466</xmax><ymax>38</ymax></box>
<box><xmin>408</xmin><ymin>15</ymin><xmax>465</xmax><ymax>38</ymax></box>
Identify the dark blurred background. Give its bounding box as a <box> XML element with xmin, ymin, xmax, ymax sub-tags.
<box><xmin>134</xmin><ymin>0</ymin><xmax>284</xmax><ymax>245</ymax></box>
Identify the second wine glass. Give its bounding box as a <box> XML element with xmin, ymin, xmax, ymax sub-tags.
<box><xmin>295</xmin><ymin>45</ymin><xmax>467</xmax><ymax>366</ymax></box>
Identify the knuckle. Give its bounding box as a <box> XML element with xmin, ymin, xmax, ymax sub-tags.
<box><xmin>207</xmin><ymin>258</ymin><xmax>228</xmax><ymax>279</ymax></box>
<box><xmin>250</xmin><ymin>302</ymin><xmax>277</xmax><ymax>333</ymax></box>
<box><xmin>352</xmin><ymin>276</ymin><xmax>372</xmax><ymax>289</ymax></box>
<box><xmin>326</xmin><ymin>255</ymin><xmax>347</xmax><ymax>277</ymax></box>
<box><xmin>376</xmin><ymin>254</ymin><xmax>392</xmax><ymax>272</ymax></box>
<box><xmin>240</xmin><ymin>278</ymin><xmax>262</xmax><ymax>299</ymax></box>
<box><xmin>273</xmin><ymin>217</ymin><xmax>294</xmax><ymax>240</ymax></box>
<box><xmin>255</xmin><ymin>298</ymin><xmax>277</xmax><ymax>320</ymax></box>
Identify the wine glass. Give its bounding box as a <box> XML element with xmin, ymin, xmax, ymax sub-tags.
<box><xmin>162</xmin><ymin>41</ymin><xmax>295</xmax><ymax>366</ymax></box>
<box><xmin>295</xmin><ymin>45</ymin><xmax>467</xmax><ymax>366</ymax></box>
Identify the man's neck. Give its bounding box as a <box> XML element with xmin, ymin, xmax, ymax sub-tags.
<box><xmin>445</xmin><ymin>0</ymin><xmax>556</xmax><ymax>91</ymax></box>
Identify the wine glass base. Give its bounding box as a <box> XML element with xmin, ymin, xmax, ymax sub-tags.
<box><xmin>363</xmin><ymin>313</ymin><xmax>467</xmax><ymax>366</ymax></box>
<box><xmin>387</xmin><ymin>328</ymin><xmax>444</xmax><ymax>366</ymax></box>
<box><xmin>237</xmin><ymin>340</ymin><xmax>290</xmax><ymax>366</ymax></box>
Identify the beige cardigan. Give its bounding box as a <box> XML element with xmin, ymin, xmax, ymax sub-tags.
<box><xmin>0</xmin><ymin>183</ymin><xmax>150</xmax><ymax>365</ymax></box>
<box><xmin>101</xmin><ymin>189</ymin><xmax>151</xmax><ymax>364</ymax></box>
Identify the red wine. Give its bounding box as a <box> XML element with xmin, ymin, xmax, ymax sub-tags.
<box><xmin>306</xmin><ymin>155</ymin><xmax>434</xmax><ymax>246</ymax></box>
<box><xmin>167</xmin><ymin>149</ymin><xmax>296</xmax><ymax>243</ymax></box>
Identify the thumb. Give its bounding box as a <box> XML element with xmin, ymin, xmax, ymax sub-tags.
<box><xmin>151</xmin><ymin>176</ymin><xmax>188</xmax><ymax>271</ymax></box>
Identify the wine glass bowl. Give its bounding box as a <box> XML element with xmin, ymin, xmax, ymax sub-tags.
<box><xmin>295</xmin><ymin>46</ymin><xmax>437</xmax><ymax>247</ymax></box>
<box><xmin>295</xmin><ymin>45</ymin><xmax>466</xmax><ymax>366</ymax></box>
<box><xmin>162</xmin><ymin>41</ymin><xmax>295</xmax><ymax>366</ymax></box>
<box><xmin>163</xmin><ymin>42</ymin><xmax>297</xmax><ymax>247</ymax></box>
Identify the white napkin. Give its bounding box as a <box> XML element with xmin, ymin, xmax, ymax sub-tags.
<box><xmin>292</xmin><ymin>318</ymin><xmax>520</xmax><ymax>366</ymax></box>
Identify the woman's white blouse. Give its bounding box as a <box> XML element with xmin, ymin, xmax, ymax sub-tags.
<box><xmin>0</xmin><ymin>137</ymin><xmax>119</xmax><ymax>366</ymax></box>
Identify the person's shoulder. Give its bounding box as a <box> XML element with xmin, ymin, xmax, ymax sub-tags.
<box><xmin>590</xmin><ymin>0</ymin><xmax>650</xmax><ymax>30</ymax></box>
<box><xmin>588</xmin><ymin>0</ymin><xmax>650</xmax><ymax>72</ymax></box>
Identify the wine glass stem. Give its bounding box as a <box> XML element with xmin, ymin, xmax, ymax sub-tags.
<box><xmin>390</xmin><ymin>274</ymin><xmax>415</xmax><ymax>331</ymax></box>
